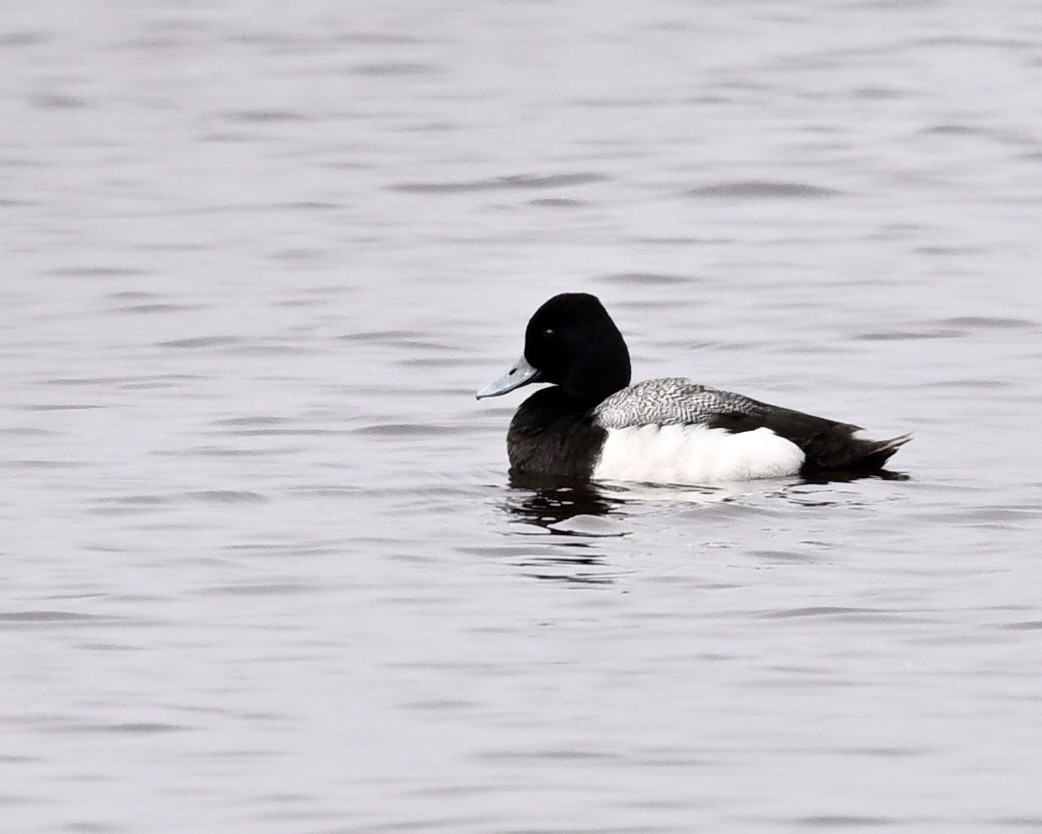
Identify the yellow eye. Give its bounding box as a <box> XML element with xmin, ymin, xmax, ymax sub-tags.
<box><xmin>544</xmin><ymin>328</ymin><xmax>555</xmax><ymax>337</ymax></box>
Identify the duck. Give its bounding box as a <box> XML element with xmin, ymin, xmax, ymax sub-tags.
<box><xmin>476</xmin><ymin>293</ymin><xmax>910</xmax><ymax>483</ymax></box>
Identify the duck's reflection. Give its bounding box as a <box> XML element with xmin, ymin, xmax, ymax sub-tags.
<box><xmin>504</xmin><ymin>472</ymin><xmax>626</xmax><ymax>531</ymax></box>
<box><xmin>493</xmin><ymin>467</ymin><xmax>909</xmax><ymax>584</ymax></box>
<box><xmin>800</xmin><ymin>467</ymin><xmax>910</xmax><ymax>485</ymax></box>
<box><xmin>502</xmin><ymin>466</ymin><xmax>909</xmax><ymax>527</ymax></box>
<box><xmin>493</xmin><ymin>474</ymin><xmax>630</xmax><ymax>584</ymax></box>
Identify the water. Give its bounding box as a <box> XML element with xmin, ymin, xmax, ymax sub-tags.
<box><xmin>3</xmin><ymin>1</ymin><xmax>1042</xmax><ymax>831</ymax></box>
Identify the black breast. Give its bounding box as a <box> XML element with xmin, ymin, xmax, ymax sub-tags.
<box><xmin>506</xmin><ymin>387</ymin><xmax>607</xmax><ymax>479</ymax></box>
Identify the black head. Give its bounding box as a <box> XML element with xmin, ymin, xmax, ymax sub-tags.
<box><xmin>523</xmin><ymin>293</ymin><xmax>631</xmax><ymax>406</ymax></box>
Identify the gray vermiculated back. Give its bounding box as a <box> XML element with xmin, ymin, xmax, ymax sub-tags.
<box><xmin>592</xmin><ymin>378</ymin><xmax>762</xmax><ymax>428</ymax></box>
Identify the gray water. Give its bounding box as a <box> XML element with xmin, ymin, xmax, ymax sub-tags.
<box><xmin>3</xmin><ymin>2</ymin><xmax>1042</xmax><ymax>832</ymax></box>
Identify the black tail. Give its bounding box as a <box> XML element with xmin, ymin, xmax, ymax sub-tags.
<box><xmin>800</xmin><ymin>429</ymin><xmax>912</xmax><ymax>471</ymax></box>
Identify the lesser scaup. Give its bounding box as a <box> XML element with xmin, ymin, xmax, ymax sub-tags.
<box><xmin>477</xmin><ymin>293</ymin><xmax>910</xmax><ymax>483</ymax></box>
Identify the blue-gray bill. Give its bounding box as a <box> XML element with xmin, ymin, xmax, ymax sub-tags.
<box><xmin>476</xmin><ymin>356</ymin><xmax>541</xmax><ymax>399</ymax></box>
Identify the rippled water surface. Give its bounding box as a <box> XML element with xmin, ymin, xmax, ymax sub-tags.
<box><xmin>3</xmin><ymin>2</ymin><xmax>1042</xmax><ymax>832</ymax></box>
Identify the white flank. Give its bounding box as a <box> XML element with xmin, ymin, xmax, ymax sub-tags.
<box><xmin>592</xmin><ymin>425</ymin><xmax>805</xmax><ymax>485</ymax></box>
